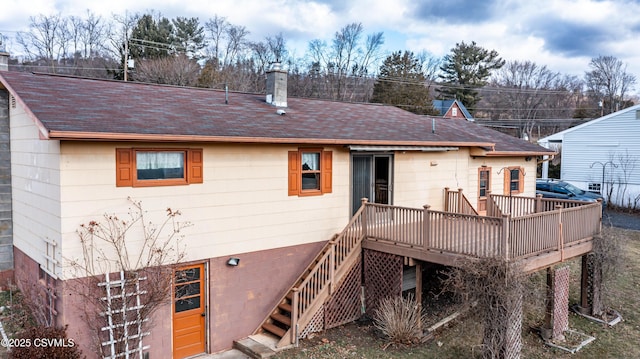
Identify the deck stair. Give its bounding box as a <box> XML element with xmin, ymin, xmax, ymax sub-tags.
<box><xmin>247</xmin><ymin>200</ymin><xmax>369</xmax><ymax>351</ymax></box>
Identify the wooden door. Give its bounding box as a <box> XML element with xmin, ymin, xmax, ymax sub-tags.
<box><xmin>173</xmin><ymin>263</ymin><xmax>206</xmax><ymax>359</ymax></box>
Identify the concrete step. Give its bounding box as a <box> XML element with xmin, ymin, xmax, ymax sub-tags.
<box><xmin>233</xmin><ymin>334</ymin><xmax>278</xmax><ymax>359</ymax></box>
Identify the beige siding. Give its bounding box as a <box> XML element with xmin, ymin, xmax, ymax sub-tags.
<box><xmin>11</xmin><ymin>102</ymin><xmax>62</xmax><ymax>275</ymax></box>
<box><xmin>394</xmin><ymin>149</ymin><xmax>535</xmax><ymax>210</ymax></box>
<box><xmin>59</xmin><ymin>142</ymin><xmax>350</xmax><ymax>277</ymax></box>
<box><xmin>394</xmin><ymin>149</ymin><xmax>472</xmax><ymax>209</ymax></box>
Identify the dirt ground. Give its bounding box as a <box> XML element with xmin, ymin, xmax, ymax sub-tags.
<box><xmin>274</xmin><ymin>227</ymin><xmax>640</xmax><ymax>359</ymax></box>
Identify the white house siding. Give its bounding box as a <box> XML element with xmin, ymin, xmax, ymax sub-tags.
<box><xmin>560</xmin><ymin>107</ymin><xmax>640</xmax><ymax>207</ymax></box>
<box><xmin>10</xmin><ymin>101</ymin><xmax>62</xmax><ymax>275</ymax></box>
<box><xmin>58</xmin><ymin>142</ymin><xmax>350</xmax><ymax>278</ymax></box>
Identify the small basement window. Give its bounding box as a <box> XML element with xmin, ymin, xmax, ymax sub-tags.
<box><xmin>116</xmin><ymin>148</ymin><xmax>203</xmax><ymax>187</ymax></box>
<box><xmin>588</xmin><ymin>183</ymin><xmax>601</xmax><ymax>194</ymax></box>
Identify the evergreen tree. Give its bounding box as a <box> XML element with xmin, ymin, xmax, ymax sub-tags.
<box><xmin>172</xmin><ymin>17</ymin><xmax>206</xmax><ymax>59</ymax></box>
<box><xmin>437</xmin><ymin>41</ymin><xmax>504</xmax><ymax>112</ymax></box>
<box><xmin>371</xmin><ymin>51</ymin><xmax>437</xmax><ymax>115</ymax></box>
<box><xmin>130</xmin><ymin>14</ymin><xmax>175</xmax><ymax>59</ymax></box>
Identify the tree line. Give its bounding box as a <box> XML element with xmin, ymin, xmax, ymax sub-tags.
<box><xmin>2</xmin><ymin>11</ymin><xmax>637</xmax><ymax>126</ymax></box>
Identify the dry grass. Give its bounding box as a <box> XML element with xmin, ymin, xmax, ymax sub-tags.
<box><xmin>275</xmin><ymin>227</ymin><xmax>640</xmax><ymax>359</ymax></box>
<box><xmin>372</xmin><ymin>294</ymin><xmax>425</xmax><ymax>345</ymax></box>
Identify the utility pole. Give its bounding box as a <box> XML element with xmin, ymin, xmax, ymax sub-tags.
<box><xmin>123</xmin><ymin>39</ymin><xmax>128</xmax><ymax>82</ymax></box>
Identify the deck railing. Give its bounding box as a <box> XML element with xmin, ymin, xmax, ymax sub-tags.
<box><xmin>363</xmin><ymin>197</ymin><xmax>601</xmax><ymax>262</ymax></box>
<box><xmin>488</xmin><ymin>193</ymin><xmax>598</xmax><ymax>216</ymax></box>
<box><xmin>290</xmin><ymin>199</ymin><xmax>368</xmax><ymax>344</ymax></box>
<box><xmin>444</xmin><ymin>187</ymin><xmax>478</xmax><ymax>215</ymax></box>
<box><xmin>428</xmin><ymin>210</ymin><xmax>505</xmax><ymax>258</ymax></box>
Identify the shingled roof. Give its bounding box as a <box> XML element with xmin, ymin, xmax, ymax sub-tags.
<box><xmin>0</xmin><ymin>71</ymin><xmax>552</xmax><ymax>155</ymax></box>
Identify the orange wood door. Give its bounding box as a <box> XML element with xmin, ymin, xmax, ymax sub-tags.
<box><xmin>173</xmin><ymin>264</ymin><xmax>206</xmax><ymax>358</ymax></box>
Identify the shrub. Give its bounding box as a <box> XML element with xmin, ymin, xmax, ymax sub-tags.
<box><xmin>372</xmin><ymin>294</ymin><xmax>425</xmax><ymax>344</ymax></box>
<box><xmin>8</xmin><ymin>325</ymin><xmax>83</xmax><ymax>359</ymax></box>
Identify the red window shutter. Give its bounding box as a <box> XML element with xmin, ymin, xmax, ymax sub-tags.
<box><xmin>288</xmin><ymin>151</ymin><xmax>300</xmax><ymax>196</ymax></box>
<box><xmin>321</xmin><ymin>151</ymin><xmax>332</xmax><ymax>194</ymax></box>
<box><xmin>116</xmin><ymin>148</ymin><xmax>133</xmax><ymax>187</ymax></box>
<box><xmin>188</xmin><ymin>149</ymin><xmax>204</xmax><ymax>184</ymax></box>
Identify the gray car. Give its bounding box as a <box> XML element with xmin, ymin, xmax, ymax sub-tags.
<box><xmin>536</xmin><ymin>179</ymin><xmax>606</xmax><ymax>206</ymax></box>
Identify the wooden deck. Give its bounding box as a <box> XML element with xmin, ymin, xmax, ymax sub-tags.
<box><xmin>361</xmin><ymin>194</ymin><xmax>602</xmax><ymax>272</ymax></box>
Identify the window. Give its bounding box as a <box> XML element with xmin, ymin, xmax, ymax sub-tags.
<box><xmin>478</xmin><ymin>167</ymin><xmax>491</xmax><ymax>198</ymax></box>
<box><xmin>503</xmin><ymin>166</ymin><xmax>524</xmax><ymax>194</ymax></box>
<box><xmin>588</xmin><ymin>183</ymin><xmax>601</xmax><ymax>194</ymax></box>
<box><xmin>116</xmin><ymin>148</ymin><xmax>203</xmax><ymax>187</ymax></box>
<box><xmin>288</xmin><ymin>148</ymin><xmax>332</xmax><ymax>196</ymax></box>
<box><xmin>452</xmin><ymin>107</ymin><xmax>458</xmax><ymax>117</ymax></box>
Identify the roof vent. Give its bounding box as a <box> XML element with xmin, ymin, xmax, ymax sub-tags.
<box><xmin>276</xmin><ymin>109</ymin><xmax>286</xmax><ymax>115</ymax></box>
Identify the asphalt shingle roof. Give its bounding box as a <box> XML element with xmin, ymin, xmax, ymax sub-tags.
<box><xmin>0</xmin><ymin>71</ymin><xmax>552</xmax><ymax>155</ymax></box>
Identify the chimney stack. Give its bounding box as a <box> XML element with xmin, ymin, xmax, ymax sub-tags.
<box><xmin>0</xmin><ymin>52</ymin><xmax>8</xmax><ymax>72</ymax></box>
<box><xmin>0</xmin><ymin>34</ymin><xmax>7</xmax><ymax>71</ymax></box>
<box><xmin>265</xmin><ymin>62</ymin><xmax>287</xmax><ymax>107</ymax></box>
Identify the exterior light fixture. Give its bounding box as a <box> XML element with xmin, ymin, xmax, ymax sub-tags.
<box><xmin>227</xmin><ymin>257</ymin><xmax>240</xmax><ymax>267</ymax></box>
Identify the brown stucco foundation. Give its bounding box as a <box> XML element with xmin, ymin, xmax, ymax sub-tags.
<box><xmin>208</xmin><ymin>241</ymin><xmax>325</xmax><ymax>353</ymax></box>
<box><xmin>12</xmin><ymin>241</ymin><xmax>326</xmax><ymax>357</ymax></box>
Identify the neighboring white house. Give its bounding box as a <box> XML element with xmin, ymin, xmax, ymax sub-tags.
<box><xmin>539</xmin><ymin>104</ymin><xmax>640</xmax><ymax>209</ymax></box>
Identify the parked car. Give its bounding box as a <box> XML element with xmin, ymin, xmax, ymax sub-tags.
<box><xmin>536</xmin><ymin>179</ymin><xmax>606</xmax><ymax>207</ymax></box>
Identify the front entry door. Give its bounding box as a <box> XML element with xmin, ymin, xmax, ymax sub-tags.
<box><xmin>173</xmin><ymin>263</ymin><xmax>206</xmax><ymax>359</ymax></box>
<box><xmin>352</xmin><ymin>154</ymin><xmax>393</xmax><ymax>214</ymax></box>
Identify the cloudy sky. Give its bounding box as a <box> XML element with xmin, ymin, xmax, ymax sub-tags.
<box><xmin>1</xmin><ymin>0</ymin><xmax>639</xmax><ymax>87</ymax></box>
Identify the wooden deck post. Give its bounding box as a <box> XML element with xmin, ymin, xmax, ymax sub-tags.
<box><xmin>423</xmin><ymin>205</ymin><xmax>431</xmax><ymax>250</ymax></box>
<box><xmin>444</xmin><ymin>187</ymin><xmax>450</xmax><ymax>211</ymax></box>
<box><xmin>361</xmin><ymin>198</ymin><xmax>368</xmax><ymax>238</ymax></box>
<box><xmin>541</xmin><ymin>267</ymin><xmax>553</xmax><ymax>340</ymax></box>
<box><xmin>556</xmin><ymin>204</ymin><xmax>563</xmax><ymax>260</ymax></box>
<box><xmin>329</xmin><ymin>242</ymin><xmax>336</xmax><ymax>295</ymax></box>
<box><xmin>291</xmin><ymin>287</ymin><xmax>299</xmax><ymax>345</ymax></box>
<box><xmin>578</xmin><ymin>255</ymin><xmax>591</xmax><ymax>314</ymax></box>
<box><xmin>535</xmin><ymin>194</ymin><xmax>543</xmax><ymax>213</ymax></box>
<box><xmin>415</xmin><ymin>261</ymin><xmax>423</xmax><ymax>329</ymax></box>
<box><xmin>597</xmin><ymin>199</ymin><xmax>603</xmax><ymax>233</ymax></box>
<box><xmin>457</xmin><ymin>188</ymin><xmax>464</xmax><ymax>213</ymax></box>
<box><xmin>502</xmin><ymin>213</ymin><xmax>510</xmax><ymax>261</ymax></box>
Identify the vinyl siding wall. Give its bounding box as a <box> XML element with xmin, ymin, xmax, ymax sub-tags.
<box><xmin>10</xmin><ymin>100</ymin><xmax>62</xmax><ymax>274</ymax></box>
<box><xmin>58</xmin><ymin>142</ymin><xmax>350</xmax><ymax>278</ymax></box>
<box><xmin>561</xmin><ymin>107</ymin><xmax>640</xmax><ymax>207</ymax></box>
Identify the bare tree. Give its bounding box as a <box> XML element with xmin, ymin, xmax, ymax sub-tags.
<box><xmin>204</xmin><ymin>15</ymin><xmax>229</xmax><ymax>68</ymax></box>
<box><xmin>132</xmin><ymin>54</ymin><xmax>201</xmax><ymax>86</ymax></box>
<box><xmin>585</xmin><ymin>55</ymin><xmax>636</xmax><ymax>116</ymax></box>
<box><xmin>67</xmin><ymin>198</ymin><xmax>188</xmax><ymax>357</ymax></box>
<box><xmin>481</xmin><ymin>60</ymin><xmax>584</xmax><ymax>138</ymax></box>
<box><xmin>307</xmin><ymin>22</ymin><xmax>384</xmax><ymax>101</ymax></box>
<box><xmin>16</xmin><ymin>13</ymin><xmax>67</xmax><ymax>68</ymax></box>
<box><xmin>444</xmin><ymin>258</ymin><xmax>525</xmax><ymax>359</ymax></box>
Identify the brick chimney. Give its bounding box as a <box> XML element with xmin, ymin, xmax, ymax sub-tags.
<box><xmin>265</xmin><ymin>62</ymin><xmax>287</xmax><ymax>107</ymax></box>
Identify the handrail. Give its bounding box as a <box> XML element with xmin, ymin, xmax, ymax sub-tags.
<box><xmin>444</xmin><ymin>187</ymin><xmax>478</xmax><ymax>215</ymax></box>
<box><xmin>290</xmin><ymin>198</ymin><xmax>368</xmax><ymax>343</ymax></box>
<box><xmin>488</xmin><ymin>193</ymin><xmax>595</xmax><ymax>217</ymax></box>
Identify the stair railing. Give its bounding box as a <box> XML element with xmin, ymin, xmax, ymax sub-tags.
<box><xmin>290</xmin><ymin>198</ymin><xmax>369</xmax><ymax>344</ymax></box>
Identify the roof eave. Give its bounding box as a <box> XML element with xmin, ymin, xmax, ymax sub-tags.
<box><xmin>46</xmin><ymin>130</ymin><xmax>496</xmax><ymax>148</ymax></box>
<box><xmin>484</xmin><ymin>150</ymin><xmax>557</xmax><ymax>157</ymax></box>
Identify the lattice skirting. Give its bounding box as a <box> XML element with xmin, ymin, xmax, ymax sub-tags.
<box><xmin>503</xmin><ymin>291</ymin><xmax>523</xmax><ymax>359</ymax></box>
<box><xmin>363</xmin><ymin>249</ymin><xmax>402</xmax><ymax>316</ymax></box>
<box><xmin>325</xmin><ymin>254</ymin><xmax>362</xmax><ymax>329</ymax></box>
<box><xmin>553</xmin><ymin>266</ymin><xmax>571</xmax><ymax>339</ymax></box>
<box><xmin>299</xmin><ymin>306</ymin><xmax>324</xmax><ymax>339</ymax></box>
